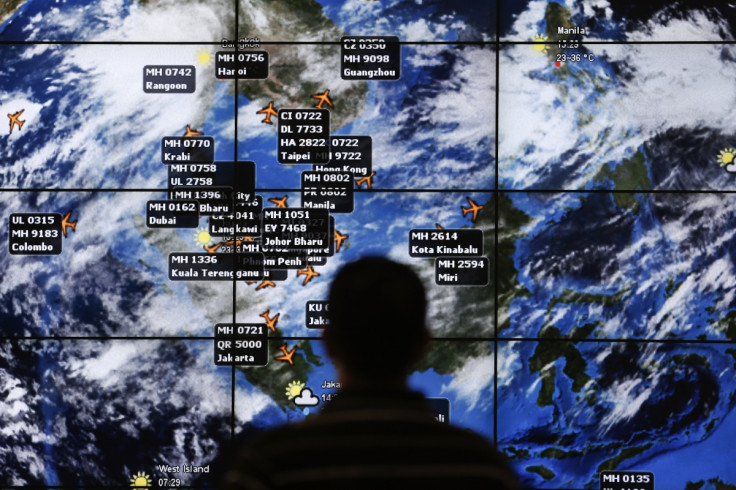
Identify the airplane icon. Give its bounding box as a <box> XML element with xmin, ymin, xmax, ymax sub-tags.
<box><xmin>260</xmin><ymin>310</ymin><xmax>280</xmax><ymax>332</ymax></box>
<box><xmin>257</xmin><ymin>101</ymin><xmax>278</xmax><ymax>124</ymax></box>
<box><xmin>461</xmin><ymin>197</ymin><xmax>484</xmax><ymax>223</ymax></box>
<box><xmin>61</xmin><ymin>211</ymin><xmax>77</xmax><ymax>238</ymax></box>
<box><xmin>7</xmin><ymin>109</ymin><xmax>24</xmax><ymax>134</ymax></box>
<box><xmin>311</xmin><ymin>89</ymin><xmax>333</xmax><ymax>109</ymax></box>
<box><xmin>184</xmin><ymin>125</ymin><xmax>203</xmax><ymax>137</ymax></box>
<box><xmin>204</xmin><ymin>242</ymin><xmax>222</xmax><ymax>253</ymax></box>
<box><xmin>275</xmin><ymin>343</ymin><xmax>297</xmax><ymax>365</ymax></box>
<box><xmin>204</xmin><ymin>237</ymin><xmax>252</xmax><ymax>253</ymax></box>
<box><xmin>226</xmin><ymin>237</ymin><xmax>251</xmax><ymax>248</ymax></box>
<box><xmin>256</xmin><ymin>280</ymin><xmax>276</xmax><ymax>290</ymax></box>
<box><xmin>355</xmin><ymin>171</ymin><xmax>376</xmax><ymax>190</ymax></box>
<box><xmin>436</xmin><ymin>223</ymin><xmax>444</xmax><ymax>229</ymax></box>
<box><xmin>334</xmin><ymin>229</ymin><xmax>348</xmax><ymax>252</ymax></box>
<box><xmin>297</xmin><ymin>265</ymin><xmax>319</xmax><ymax>286</ymax></box>
<box><xmin>268</xmin><ymin>195</ymin><xmax>288</xmax><ymax>208</ymax></box>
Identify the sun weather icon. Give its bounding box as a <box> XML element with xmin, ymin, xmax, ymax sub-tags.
<box><xmin>286</xmin><ymin>380</ymin><xmax>306</xmax><ymax>400</ymax></box>
<box><xmin>532</xmin><ymin>34</ymin><xmax>549</xmax><ymax>53</ymax></box>
<box><xmin>195</xmin><ymin>48</ymin><xmax>214</xmax><ymax>67</ymax></box>
<box><xmin>718</xmin><ymin>148</ymin><xmax>736</xmax><ymax>172</ymax></box>
<box><xmin>194</xmin><ymin>226</ymin><xmax>214</xmax><ymax>248</ymax></box>
<box><xmin>130</xmin><ymin>471</ymin><xmax>152</xmax><ymax>488</ymax></box>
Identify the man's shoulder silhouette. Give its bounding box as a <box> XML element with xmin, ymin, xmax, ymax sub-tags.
<box><xmin>222</xmin><ymin>257</ymin><xmax>520</xmax><ymax>489</ymax></box>
<box><xmin>223</xmin><ymin>385</ymin><xmax>518</xmax><ymax>490</ymax></box>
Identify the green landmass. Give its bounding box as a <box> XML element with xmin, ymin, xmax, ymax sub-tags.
<box><xmin>497</xmin><ymin>193</ymin><xmax>533</xmax><ymax>329</ymax></box>
<box><xmin>570</xmin><ymin>68</ymin><xmax>609</xmax><ymax>96</ymax></box>
<box><xmin>526</xmin><ymin>465</ymin><xmax>556</xmax><ymax>480</ymax></box>
<box><xmin>544</xmin><ymin>2</ymin><xmax>574</xmax><ymax>54</ymax></box>
<box><xmin>504</xmin><ymin>446</ymin><xmax>530</xmax><ymax>459</ymax></box>
<box><xmin>726</xmin><ymin>349</ymin><xmax>736</xmax><ymax>369</ymax></box>
<box><xmin>673</xmin><ymin>353</ymin><xmax>710</xmax><ymax>368</ymax></box>
<box><xmin>418</xmin><ymin>194</ymin><xmax>531</xmax><ymax>373</ymax></box>
<box><xmin>237</xmin><ymin>327</ymin><xmax>323</xmax><ymax>410</ymax></box>
<box><xmin>593</xmin><ymin>149</ymin><xmax>651</xmax><ymax>211</ymax></box>
<box><xmin>704</xmin><ymin>418</ymin><xmax>718</xmax><ymax>434</ymax></box>
<box><xmin>581</xmin><ymin>440</ymin><xmax>624</xmax><ymax>454</ymax></box>
<box><xmin>133</xmin><ymin>215</ymin><xmax>321</xmax><ymax>410</ymax></box>
<box><xmin>577</xmin><ymin>109</ymin><xmax>594</xmax><ymax>127</ymax></box>
<box><xmin>685</xmin><ymin>482</ymin><xmax>706</xmax><ymax>490</ymax></box>
<box><xmin>710</xmin><ymin>478</ymin><xmax>736</xmax><ymax>490</ymax></box>
<box><xmin>549</xmin><ymin>284</ymin><xmax>629</xmax><ymax>310</ymax></box>
<box><xmin>570</xmin><ymin>322</ymin><xmax>599</xmax><ymax>340</ymax></box>
<box><xmin>235</xmin><ymin>0</ymin><xmax>368</xmax><ymax>130</ymax></box>
<box><xmin>0</xmin><ymin>0</ymin><xmax>25</xmax><ymax>22</ymax></box>
<box><xmin>686</xmin><ymin>478</ymin><xmax>736</xmax><ymax>490</ymax></box>
<box><xmin>714</xmin><ymin>310</ymin><xmax>736</xmax><ymax>341</ymax></box>
<box><xmin>666</xmin><ymin>276</ymin><xmax>685</xmax><ymax>297</ymax></box>
<box><xmin>528</xmin><ymin>325</ymin><xmax>591</xmax><ymax>406</ymax></box>
<box><xmin>540</xmin><ymin>447</ymin><xmax>583</xmax><ymax>459</ymax></box>
<box><xmin>596</xmin><ymin>443</ymin><xmax>653</xmax><ymax>473</ymax></box>
<box><xmin>535</xmin><ymin>365</ymin><xmax>556</xmax><ymax>407</ymax></box>
<box><xmin>138</xmin><ymin>0</ymin><xmax>366</xmax><ymax>130</ymax></box>
<box><xmin>543</xmin><ymin>1</ymin><xmax>612</xmax><ymax>98</ymax></box>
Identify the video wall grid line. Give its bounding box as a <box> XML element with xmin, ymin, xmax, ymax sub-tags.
<box><xmin>2</xmin><ymin>1</ymin><xmax>736</xmax><ymax>489</ymax></box>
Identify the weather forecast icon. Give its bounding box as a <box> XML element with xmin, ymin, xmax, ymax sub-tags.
<box><xmin>532</xmin><ymin>34</ymin><xmax>549</xmax><ymax>53</ymax></box>
<box><xmin>130</xmin><ymin>471</ymin><xmax>152</xmax><ymax>488</ymax></box>
<box><xmin>286</xmin><ymin>380</ymin><xmax>305</xmax><ymax>400</ymax></box>
<box><xmin>194</xmin><ymin>226</ymin><xmax>214</xmax><ymax>248</ymax></box>
<box><xmin>285</xmin><ymin>381</ymin><xmax>320</xmax><ymax>409</ymax></box>
<box><xmin>718</xmin><ymin>148</ymin><xmax>736</xmax><ymax>172</ymax></box>
<box><xmin>294</xmin><ymin>387</ymin><xmax>320</xmax><ymax>407</ymax></box>
<box><xmin>195</xmin><ymin>48</ymin><xmax>214</xmax><ymax>67</ymax></box>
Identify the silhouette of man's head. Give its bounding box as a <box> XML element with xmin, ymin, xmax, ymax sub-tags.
<box><xmin>325</xmin><ymin>257</ymin><xmax>428</xmax><ymax>383</ymax></box>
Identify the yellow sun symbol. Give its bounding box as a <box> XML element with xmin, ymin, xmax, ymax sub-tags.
<box><xmin>286</xmin><ymin>380</ymin><xmax>305</xmax><ymax>400</ymax></box>
<box><xmin>718</xmin><ymin>148</ymin><xmax>735</xmax><ymax>167</ymax></box>
<box><xmin>532</xmin><ymin>34</ymin><xmax>549</xmax><ymax>53</ymax></box>
<box><xmin>195</xmin><ymin>48</ymin><xmax>214</xmax><ymax>67</ymax></box>
<box><xmin>194</xmin><ymin>226</ymin><xmax>213</xmax><ymax>248</ymax></box>
<box><xmin>130</xmin><ymin>472</ymin><xmax>152</xmax><ymax>488</ymax></box>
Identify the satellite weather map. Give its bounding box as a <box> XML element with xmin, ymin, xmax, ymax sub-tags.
<box><xmin>1</xmin><ymin>0</ymin><xmax>736</xmax><ymax>489</ymax></box>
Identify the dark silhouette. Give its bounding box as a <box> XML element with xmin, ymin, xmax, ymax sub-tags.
<box><xmin>222</xmin><ymin>257</ymin><xmax>519</xmax><ymax>489</ymax></box>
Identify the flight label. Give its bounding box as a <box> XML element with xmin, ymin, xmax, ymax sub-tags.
<box><xmin>9</xmin><ymin>213</ymin><xmax>62</xmax><ymax>255</ymax></box>
<box><xmin>239</xmin><ymin>241</ymin><xmax>308</xmax><ymax>269</ymax></box>
<box><xmin>306</xmin><ymin>216</ymin><xmax>335</xmax><ymax>265</ymax></box>
<box><xmin>205</xmin><ymin>238</ymin><xmax>307</xmax><ymax>269</ymax></box>
<box><xmin>278</xmin><ymin>109</ymin><xmax>330</xmax><ymax>164</ymax></box>
<box><xmin>341</xmin><ymin>36</ymin><xmax>400</xmax><ymax>80</ymax></box>
<box><xmin>263</xmin><ymin>249</ymin><xmax>308</xmax><ymax>269</ymax></box>
<box><xmin>262</xmin><ymin>208</ymin><xmax>330</xmax><ymax>251</ymax></box>
<box><xmin>168</xmin><ymin>252</ymin><xmax>264</xmax><ymax>281</ymax></box>
<box><xmin>209</xmin><ymin>194</ymin><xmax>262</xmax><ymax>237</ymax></box>
<box><xmin>435</xmin><ymin>258</ymin><xmax>489</xmax><ymax>286</ymax></box>
<box><xmin>599</xmin><ymin>471</ymin><xmax>653</xmax><ymax>490</ymax></box>
<box><xmin>146</xmin><ymin>200</ymin><xmax>199</xmax><ymax>228</ymax></box>
<box><xmin>161</xmin><ymin>137</ymin><xmax>214</xmax><ymax>164</ymax></box>
<box><xmin>168</xmin><ymin>161</ymin><xmax>254</xmax><ymax>195</ymax></box>
<box><xmin>168</xmin><ymin>187</ymin><xmax>233</xmax><ymax>215</ymax></box>
<box><xmin>409</xmin><ymin>229</ymin><xmax>483</xmax><ymax>257</ymax></box>
<box><xmin>215</xmin><ymin>51</ymin><xmax>269</xmax><ymax>79</ymax></box>
<box><xmin>313</xmin><ymin>136</ymin><xmax>372</xmax><ymax>177</ymax></box>
<box><xmin>306</xmin><ymin>301</ymin><xmax>329</xmax><ymax>329</ymax></box>
<box><xmin>301</xmin><ymin>171</ymin><xmax>354</xmax><ymax>213</ymax></box>
<box><xmin>143</xmin><ymin>65</ymin><xmax>195</xmax><ymax>93</ymax></box>
<box><xmin>214</xmin><ymin>324</ymin><xmax>268</xmax><ymax>366</ymax></box>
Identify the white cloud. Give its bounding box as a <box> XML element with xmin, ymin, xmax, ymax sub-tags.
<box><xmin>442</xmin><ymin>354</ymin><xmax>493</xmax><ymax>410</ymax></box>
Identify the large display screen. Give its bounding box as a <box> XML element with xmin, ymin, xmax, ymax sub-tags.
<box><xmin>1</xmin><ymin>1</ymin><xmax>734</xmax><ymax>488</ymax></box>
